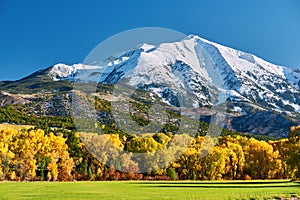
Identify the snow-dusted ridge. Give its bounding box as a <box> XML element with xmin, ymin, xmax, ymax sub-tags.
<box><xmin>48</xmin><ymin>35</ymin><xmax>300</xmax><ymax>115</ymax></box>
<box><xmin>49</xmin><ymin>63</ymin><xmax>103</xmax><ymax>82</ymax></box>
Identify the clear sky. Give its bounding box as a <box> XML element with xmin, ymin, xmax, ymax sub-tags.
<box><xmin>0</xmin><ymin>0</ymin><xmax>299</xmax><ymax>81</ymax></box>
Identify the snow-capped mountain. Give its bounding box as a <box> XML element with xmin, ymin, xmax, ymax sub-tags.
<box><xmin>48</xmin><ymin>35</ymin><xmax>300</xmax><ymax>116</ymax></box>
<box><xmin>1</xmin><ymin>34</ymin><xmax>299</xmax><ymax>137</ymax></box>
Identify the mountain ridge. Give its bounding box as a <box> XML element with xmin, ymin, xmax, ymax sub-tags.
<box><xmin>72</xmin><ymin>34</ymin><xmax>300</xmax><ymax>115</ymax></box>
<box><xmin>1</xmin><ymin>34</ymin><xmax>299</xmax><ymax>138</ymax></box>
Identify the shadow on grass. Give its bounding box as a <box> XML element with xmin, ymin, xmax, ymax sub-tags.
<box><xmin>149</xmin><ymin>185</ymin><xmax>300</xmax><ymax>189</ymax></box>
<box><xmin>131</xmin><ymin>180</ymin><xmax>300</xmax><ymax>189</ymax></box>
<box><xmin>132</xmin><ymin>180</ymin><xmax>294</xmax><ymax>185</ymax></box>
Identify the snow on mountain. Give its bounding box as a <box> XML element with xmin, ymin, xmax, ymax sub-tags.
<box><xmin>192</xmin><ymin>35</ymin><xmax>300</xmax><ymax>113</ymax></box>
<box><xmin>49</xmin><ymin>35</ymin><xmax>300</xmax><ymax>115</ymax></box>
<box><xmin>49</xmin><ymin>63</ymin><xmax>103</xmax><ymax>82</ymax></box>
<box><xmin>283</xmin><ymin>66</ymin><xmax>300</xmax><ymax>89</ymax></box>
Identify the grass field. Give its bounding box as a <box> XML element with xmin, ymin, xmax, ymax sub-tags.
<box><xmin>0</xmin><ymin>180</ymin><xmax>299</xmax><ymax>200</ymax></box>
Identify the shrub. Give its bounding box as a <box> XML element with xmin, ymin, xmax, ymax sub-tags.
<box><xmin>167</xmin><ymin>168</ymin><xmax>177</xmax><ymax>180</ymax></box>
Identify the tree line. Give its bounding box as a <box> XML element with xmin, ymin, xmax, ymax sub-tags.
<box><xmin>0</xmin><ymin>125</ymin><xmax>299</xmax><ymax>181</ymax></box>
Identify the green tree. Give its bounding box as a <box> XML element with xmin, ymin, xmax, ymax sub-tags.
<box><xmin>167</xmin><ymin>167</ymin><xmax>177</xmax><ymax>180</ymax></box>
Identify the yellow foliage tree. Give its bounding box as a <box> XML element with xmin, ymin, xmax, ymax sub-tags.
<box><xmin>243</xmin><ymin>138</ymin><xmax>280</xmax><ymax>179</ymax></box>
<box><xmin>0</xmin><ymin>128</ymin><xmax>73</xmax><ymax>181</ymax></box>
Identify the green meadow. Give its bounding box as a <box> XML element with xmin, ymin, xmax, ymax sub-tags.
<box><xmin>0</xmin><ymin>180</ymin><xmax>299</xmax><ymax>200</ymax></box>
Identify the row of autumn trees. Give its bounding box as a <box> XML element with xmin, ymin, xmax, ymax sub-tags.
<box><xmin>0</xmin><ymin>125</ymin><xmax>300</xmax><ymax>181</ymax></box>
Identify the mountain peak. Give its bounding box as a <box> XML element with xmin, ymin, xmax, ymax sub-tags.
<box><xmin>1</xmin><ymin>34</ymin><xmax>300</xmax><ymax>137</ymax></box>
<box><xmin>186</xmin><ymin>34</ymin><xmax>203</xmax><ymax>41</ymax></box>
<box><xmin>45</xmin><ymin>35</ymin><xmax>300</xmax><ymax>115</ymax></box>
<box><xmin>138</xmin><ymin>43</ymin><xmax>156</xmax><ymax>52</ymax></box>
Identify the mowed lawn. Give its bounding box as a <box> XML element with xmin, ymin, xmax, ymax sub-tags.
<box><xmin>0</xmin><ymin>180</ymin><xmax>299</xmax><ymax>200</ymax></box>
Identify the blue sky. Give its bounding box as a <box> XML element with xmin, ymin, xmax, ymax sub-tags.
<box><xmin>0</xmin><ymin>0</ymin><xmax>299</xmax><ymax>81</ymax></box>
